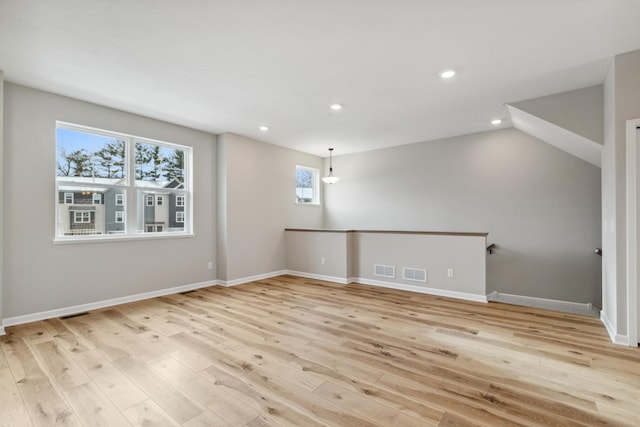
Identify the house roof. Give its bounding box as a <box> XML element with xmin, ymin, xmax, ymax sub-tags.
<box><xmin>2</xmin><ymin>1</ymin><xmax>640</xmax><ymax>156</ymax></box>
<box><xmin>68</xmin><ymin>206</ymin><xmax>95</xmax><ymax>211</ymax></box>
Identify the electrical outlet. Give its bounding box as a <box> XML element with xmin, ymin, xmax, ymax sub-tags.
<box><xmin>321</xmin><ymin>257</ymin><xmax>326</xmax><ymax>265</ymax></box>
<box><xmin>208</xmin><ymin>261</ymin><xmax>213</xmax><ymax>270</ymax></box>
<box><xmin>447</xmin><ymin>268</ymin><xmax>454</xmax><ymax>278</ymax></box>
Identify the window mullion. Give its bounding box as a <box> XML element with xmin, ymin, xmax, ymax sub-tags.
<box><xmin>126</xmin><ymin>137</ymin><xmax>136</xmax><ymax>235</ymax></box>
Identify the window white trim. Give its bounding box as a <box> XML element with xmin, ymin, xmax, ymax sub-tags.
<box><xmin>55</xmin><ymin>122</ymin><xmax>193</xmax><ymax>242</ymax></box>
<box><xmin>115</xmin><ymin>211</ymin><xmax>124</xmax><ymax>223</ymax></box>
<box><xmin>146</xmin><ymin>194</ymin><xmax>154</xmax><ymax>206</ymax></box>
<box><xmin>156</xmin><ymin>195</ymin><xmax>164</xmax><ymax>206</ymax></box>
<box><xmin>52</xmin><ymin>232</ymin><xmax>195</xmax><ymax>245</ymax></box>
<box><xmin>176</xmin><ymin>195</ymin><xmax>185</xmax><ymax>207</ymax></box>
<box><xmin>92</xmin><ymin>193</ymin><xmax>101</xmax><ymax>205</ymax></box>
<box><xmin>176</xmin><ymin>211</ymin><xmax>185</xmax><ymax>223</ymax></box>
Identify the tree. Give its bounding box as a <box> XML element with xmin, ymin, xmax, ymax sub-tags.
<box><xmin>57</xmin><ymin>148</ymin><xmax>91</xmax><ymax>177</ymax></box>
<box><xmin>96</xmin><ymin>139</ymin><xmax>126</xmax><ymax>178</ymax></box>
<box><xmin>134</xmin><ymin>143</ymin><xmax>153</xmax><ymax>180</ymax></box>
<box><xmin>147</xmin><ymin>145</ymin><xmax>162</xmax><ymax>180</ymax></box>
<box><xmin>163</xmin><ymin>150</ymin><xmax>184</xmax><ymax>182</ymax></box>
<box><xmin>56</xmin><ymin>148</ymin><xmax>73</xmax><ymax>176</ymax></box>
<box><xmin>296</xmin><ymin>168</ymin><xmax>312</xmax><ymax>188</ymax></box>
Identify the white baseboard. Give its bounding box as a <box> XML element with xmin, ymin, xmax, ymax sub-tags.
<box><xmin>2</xmin><ymin>280</ymin><xmax>218</xmax><ymax>329</ymax></box>
<box><xmin>285</xmin><ymin>270</ymin><xmax>350</xmax><ymax>285</ymax></box>
<box><xmin>353</xmin><ymin>277</ymin><xmax>488</xmax><ymax>303</ymax></box>
<box><xmin>488</xmin><ymin>291</ymin><xmax>600</xmax><ymax>317</ymax></box>
<box><xmin>222</xmin><ymin>271</ymin><xmax>487</xmax><ymax>303</ymax></box>
<box><xmin>601</xmin><ymin>310</ymin><xmax>616</xmax><ymax>341</ymax></box>
<box><xmin>600</xmin><ymin>310</ymin><xmax>631</xmax><ymax>345</ymax></box>
<box><xmin>217</xmin><ymin>270</ymin><xmax>288</xmax><ymax>287</ymax></box>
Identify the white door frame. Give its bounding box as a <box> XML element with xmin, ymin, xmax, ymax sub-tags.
<box><xmin>625</xmin><ymin>118</ymin><xmax>640</xmax><ymax>346</ymax></box>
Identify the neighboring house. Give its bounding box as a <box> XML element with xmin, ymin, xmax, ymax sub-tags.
<box><xmin>57</xmin><ymin>176</ymin><xmax>126</xmax><ymax>236</ymax></box>
<box><xmin>57</xmin><ymin>177</ymin><xmax>185</xmax><ymax>235</ymax></box>
<box><xmin>57</xmin><ymin>190</ymin><xmax>105</xmax><ymax>236</ymax></box>
<box><xmin>141</xmin><ymin>179</ymin><xmax>185</xmax><ymax>233</ymax></box>
<box><xmin>104</xmin><ymin>189</ymin><xmax>125</xmax><ymax>234</ymax></box>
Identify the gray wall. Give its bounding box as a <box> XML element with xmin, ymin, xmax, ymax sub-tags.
<box><xmin>217</xmin><ymin>133</ymin><xmax>323</xmax><ymax>282</ymax></box>
<box><xmin>285</xmin><ymin>230</ymin><xmax>351</xmax><ymax>281</ymax></box>
<box><xmin>0</xmin><ymin>71</ymin><xmax>4</xmax><ymax>330</ymax></box>
<box><xmin>284</xmin><ymin>230</ymin><xmax>487</xmax><ymax>300</ymax></box>
<box><xmin>512</xmin><ymin>85</ymin><xmax>604</xmax><ymax>144</ymax></box>
<box><xmin>216</xmin><ymin>136</ymin><xmax>229</xmax><ymax>280</ymax></box>
<box><xmin>3</xmin><ymin>83</ymin><xmax>217</xmax><ymax>318</ymax></box>
<box><xmin>353</xmin><ymin>232</ymin><xmax>486</xmax><ymax>299</ymax></box>
<box><xmin>324</xmin><ymin>128</ymin><xmax>602</xmax><ymax>306</ymax></box>
<box><xmin>601</xmin><ymin>49</ymin><xmax>640</xmax><ymax>338</ymax></box>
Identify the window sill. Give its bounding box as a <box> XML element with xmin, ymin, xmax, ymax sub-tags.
<box><xmin>295</xmin><ymin>202</ymin><xmax>321</xmax><ymax>206</ymax></box>
<box><xmin>53</xmin><ymin>232</ymin><xmax>195</xmax><ymax>245</ymax></box>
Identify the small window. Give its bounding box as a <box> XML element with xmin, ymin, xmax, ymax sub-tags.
<box><xmin>64</xmin><ymin>192</ymin><xmax>74</xmax><ymax>204</ymax></box>
<box><xmin>74</xmin><ymin>211</ymin><xmax>91</xmax><ymax>223</ymax></box>
<box><xmin>115</xmin><ymin>194</ymin><xmax>124</xmax><ymax>206</ymax></box>
<box><xmin>115</xmin><ymin>211</ymin><xmax>124</xmax><ymax>223</ymax></box>
<box><xmin>143</xmin><ymin>224</ymin><xmax>163</xmax><ymax>233</ymax></box>
<box><xmin>176</xmin><ymin>195</ymin><xmax>185</xmax><ymax>207</ymax></box>
<box><xmin>146</xmin><ymin>195</ymin><xmax>154</xmax><ymax>206</ymax></box>
<box><xmin>176</xmin><ymin>211</ymin><xmax>185</xmax><ymax>223</ymax></box>
<box><xmin>156</xmin><ymin>195</ymin><xmax>164</xmax><ymax>206</ymax></box>
<box><xmin>92</xmin><ymin>193</ymin><xmax>101</xmax><ymax>205</ymax></box>
<box><xmin>296</xmin><ymin>166</ymin><xmax>319</xmax><ymax>204</ymax></box>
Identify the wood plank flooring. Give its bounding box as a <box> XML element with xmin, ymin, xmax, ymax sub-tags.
<box><xmin>1</xmin><ymin>275</ymin><xmax>639</xmax><ymax>426</ymax></box>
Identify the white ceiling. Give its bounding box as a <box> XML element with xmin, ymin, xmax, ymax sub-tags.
<box><xmin>1</xmin><ymin>0</ymin><xmax>640</xmax><ymax>157</ymax></box>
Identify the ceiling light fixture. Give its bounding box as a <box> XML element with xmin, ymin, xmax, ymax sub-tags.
<box><xmin>491</xmin><ymin>119</ymin><xmax>502</xmax><ymax>125</ymax></box>
<box><xmin>330</xmin><ymin>104</ymin><xmax>342</xmax><ymax>111</ymax></box>
<box><xmin>439</xmin><ymin>69</ymin><xmax>456</xmax><ymax>79</ymax></box>
<box><xmin>259</xmin><ymin>125</ymin><xmax>269</xmax><ymax>131</ymax></box>
<box><xmin>322</xmin><ymin>148</ymin><xmax>340</xmax><ymax>184</ymax></box>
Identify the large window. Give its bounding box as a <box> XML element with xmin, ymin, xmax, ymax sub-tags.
<box><xmin>55</xmin><ymin>122</ymin><xmax>192</xmax><ymax>240</ymax></box>
<box><xmin>295</xmin><ymin>166</ymin><xmax>319</xmax><ymax>205</ymax></box>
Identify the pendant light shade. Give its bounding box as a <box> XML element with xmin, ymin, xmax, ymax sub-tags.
<box><xmin>322</xmin><ymin>148</ymin><xmax>340</xmax><ymax>184</ymax></box>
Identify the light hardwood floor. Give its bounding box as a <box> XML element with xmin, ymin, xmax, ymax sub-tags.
<box><xmin>1</xmin><ymin>275</ymin><xmax>639</xmax><ymax>426</ymax></box>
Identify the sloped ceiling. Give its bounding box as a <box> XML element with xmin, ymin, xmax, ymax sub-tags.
<box><xmin>508</xmin><ymin>85</ymin><xmax>604</xmax><ymax>167</ymax></box>
<box><xmin>507</xmin><ymin>105</ymin><xmax>602</xmax><ymax>167</ymax></box>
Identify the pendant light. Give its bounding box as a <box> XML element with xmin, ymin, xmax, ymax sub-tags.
<box><xmin>322</xmin><ymin>148</ymin><xmax>340</xmax><ymax>184</ymax></box>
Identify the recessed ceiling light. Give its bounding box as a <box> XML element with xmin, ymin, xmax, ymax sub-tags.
<box><xmin>491</xmin><ymin>119</ymin><xmax>502</xmax><ymax>125</ymax></box>
<box><xmin>439</xmin><ymin>69</ymin><xmax>456</xmax><ymax>79</ymax></box>
<box><xmin>330</xmin><ymin>104</ymin><xmax>342</xmax><ymax>111</ymax></box>
<box><xmin>259</xmin><ymin>125</ymin><xmax>269</xmax><ymax>131</ymax></box>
